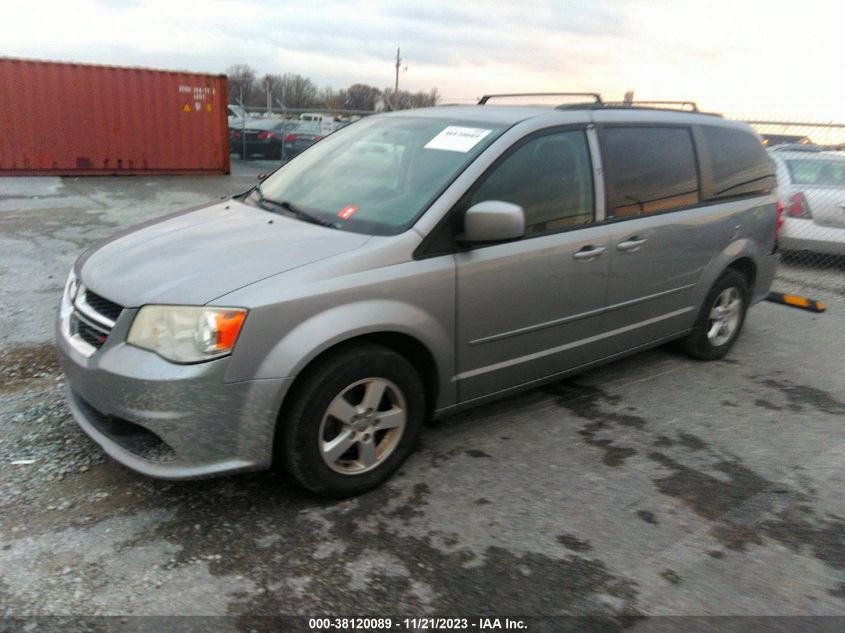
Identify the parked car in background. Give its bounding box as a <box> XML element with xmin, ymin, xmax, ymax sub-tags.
<box><xmin>769</xmin><ymin>145</ymin><xmax>845</xmax><ymax>255</ymax></box>
<box><xmin>283</xmin><ymin>121</ymin><xmax>329</xmax><ymax>157</ymax></box>
<box><xmin>228</xmin><ymin>104</ymin><xmax>248</xmax><ymax>128</ymax></box>
<box><xmin>228</xmin><ymin>104</ymin><xmax>246</xmax><ymax>120</ymax></box>
<box><xmin>58</xmin><ymin>97</ymin><xmax>779</xmax><ymax>496</ymax></box>
<box><xmin>230</xmin><ymin>118</ymin><xmax>298</xmax><ymax>159</ymax></box>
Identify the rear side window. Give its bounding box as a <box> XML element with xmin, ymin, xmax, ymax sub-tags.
<box><xmin>602</xmin><ymin>127</ymin><xmax>699</xmax><ymax>218</ymax></box>
<box><xmin>701</xmin><ymin>126</ymin><xmax>776</xmax><ymax>199</ymax></box>
<box><xmin>469</xmin><ymin>129</ymin><xmax>594</xmax><ymax>235</ymax></box>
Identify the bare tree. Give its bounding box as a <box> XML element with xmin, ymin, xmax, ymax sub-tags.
<box><xmin>224</xmin><ymin>63</ymin><xmax>438</xmax><ymax>113</ymax></box>
<box><xmin>277</xmin><ymin>73</ymin><xmax>320</xmax><ymax>109</ymax></box>
<box><xmin>345</xmin><ymin>84</ymin><xmax>382</xmax><ymax>111</ymax></box>
<box><xmin>226</xmin><ymin>64</ymin><xmax>257</xmax><ymax>105</ymax></box>
<box><xmin>260</xmin><ymin>74</ymin><xmax>286</xmax><ymax>113</ymax></box>
<box><xmin>382</xmin><ymin>87</ymin><xmax>439</xmax><ymax>111</ymax></box>
<box><xmin>321</xmin><ymin>87</ymin><xmax>348</xmax><ymax>111</ymax></box>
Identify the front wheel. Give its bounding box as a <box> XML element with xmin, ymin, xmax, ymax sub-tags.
<box><xmin>679</xmin><ymin>270</ymin><xmax>749</xmax><ymax>360</ymax></box>
<box><xmin>278</xmin><ymin>344</ymin><xmax>425</xmax><ymax>497</ymax></box>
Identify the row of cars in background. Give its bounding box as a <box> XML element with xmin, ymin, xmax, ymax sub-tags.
<box><xmin>768</xmin><ymin>144</ymin><xmax>845</xmax><ymax>257</ymax></box>
<box><xmin>227</xmin><ymin>107</ymin><xmax>354</xmax><ymax>160</ymax></box>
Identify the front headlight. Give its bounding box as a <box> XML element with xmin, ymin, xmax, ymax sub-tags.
<box><xmin>127</xmin><ymin>305</ymin><xmax>247</xmax><ymax>363</ymax></box>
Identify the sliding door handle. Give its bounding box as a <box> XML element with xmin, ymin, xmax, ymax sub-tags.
<box><xmin>572</xmin><ymin>245</ymin><xmax>607</xmax><ymax>260</ymax></box>
<box><xmin>617</xmin><ymin>237</ymin><xmax>647</xmax><ymax>252</ymax></box>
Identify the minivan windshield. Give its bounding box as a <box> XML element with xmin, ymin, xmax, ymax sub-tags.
<box><xmin>253</xmin><ymin>115</ymin><xmax>507</xmax><ymax>235</ymax></box>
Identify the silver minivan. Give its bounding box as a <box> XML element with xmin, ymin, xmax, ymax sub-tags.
<box><xmin>57</xmin><ymin>95</ymin><xmax>780</xmax><ymax>496</ymax></box>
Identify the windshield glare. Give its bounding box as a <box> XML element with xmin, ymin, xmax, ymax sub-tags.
<box><xmin>256</xmin><ymin>115</ymin><xmax>506</xmax><ymax>235</ymax></box>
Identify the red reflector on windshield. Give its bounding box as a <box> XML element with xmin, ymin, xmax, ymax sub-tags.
<box><xmin>338</xmin><ymin>205</ymin><xmax>358</xmax><ymax>220</ymax></box>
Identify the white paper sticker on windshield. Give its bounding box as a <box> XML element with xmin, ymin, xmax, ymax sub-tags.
<box><xmin>424</xmin><ymin>126</ymin><xmax>492</xmax><ymax>153</ymax></box>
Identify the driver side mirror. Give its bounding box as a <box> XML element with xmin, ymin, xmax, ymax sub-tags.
<box><xmin>461</xmin><ymin>201</ymin><xmax>525</xmax><ymax>243</ymax></box>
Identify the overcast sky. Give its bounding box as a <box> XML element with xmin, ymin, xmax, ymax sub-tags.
<box><xmin>3</xmin><ymin>0</ymin><xmax>842</xmax><ymax>120</ymax></box>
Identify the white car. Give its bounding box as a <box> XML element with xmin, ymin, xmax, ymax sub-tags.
<box><xmin>228</xmin><ymin>104</ymin><xmax>248</xmax><ymax>128</ymax></box>
<box><xmin>769</xmin><ymin>145</ymin><xmax>845</xmax><ymax>255</ymax></box>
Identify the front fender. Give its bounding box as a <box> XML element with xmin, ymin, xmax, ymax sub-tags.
<box><xmin>230</xmin><ymin>300</ymin><xmax>455</xmax><ymax>410</ymax></box>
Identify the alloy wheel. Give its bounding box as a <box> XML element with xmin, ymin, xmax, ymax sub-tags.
<box><xmin>707</xmin><ymin>287</ymin><xmax>742</xmax><ymax>346</ymax></box>
<box><xmin>318</xmin><ymin>378</ymin><xmax>407</xmax><ymax>474</ymax></box>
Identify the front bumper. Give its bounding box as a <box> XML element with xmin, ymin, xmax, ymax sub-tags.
<box><xmin>57</xmin><ymin>311</ymin><xmax>290</xmax><ymax>480</ymax></box>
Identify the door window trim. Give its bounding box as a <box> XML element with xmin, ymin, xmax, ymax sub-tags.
<box><xmin>694</xmin><ymin>124</ymin><xmax>777</xmax><ymax>201</ymax></box>
<box><xmin>413</xmin><ymin>124</ymin><xmax>597</xmax><ymax>258</ymax></box>
<box><xmin>595</xmin><ymin>123</ymin><xmax>703</xmax><ymax>223</ymax></box>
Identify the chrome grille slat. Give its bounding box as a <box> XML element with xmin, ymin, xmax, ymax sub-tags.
<box><xmin>68</xmin><ymin>285</ymin><xmax>124</xmax><ymax>352</ymax></box>
<box><xmin>72</xmin><ymin>309</ymin><xmax>111</xmax><ymax>335</ymax></box>
<box><xmin>84</xmin><ymin>289</ymin><xmax>123</xmax><ymax>321</ymax></box>
<box><xmin>74</xmin><ymin>286</ymin><xmax>117</xmax><ymax>329</ymax></box>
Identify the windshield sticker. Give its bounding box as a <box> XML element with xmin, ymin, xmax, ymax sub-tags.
<box><xmin>424</xmin><ymin>126</ymin><xmax>492</xmax><ymax>153</ymax></box>
<box><xmin>338</xmin><ymin>205</ymin><xmax>358</xmax><ymax>220</ymax></box>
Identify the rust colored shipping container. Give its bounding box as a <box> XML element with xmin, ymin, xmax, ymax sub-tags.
<box><xmin>0</xmin><ymin>57</ymin><xmax>230</xmax><ymax>176</ymax></box>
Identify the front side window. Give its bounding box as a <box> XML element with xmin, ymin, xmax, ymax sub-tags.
<box><xmin>255</xmin><ymin>116</ymin><xmax>507</xmax><ymax>235</ymax></box>
<box><xmin>602</xmin><ymin>126</ymin><xmax>699</xmax><ymax>218</ymax></box>
<box><xmin>701</xmin><ymin>126</ymin><xmax>776</xmax><ymax>198</ymax></box>
<box><xmin>468</xmin><ymin>129</ymin><xmax>594</xmax><ymax>235</ymax></box>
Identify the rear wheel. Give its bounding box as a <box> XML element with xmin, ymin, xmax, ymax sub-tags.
<box><xmin>279</xmin><ymin>344</ymin><xmax>425</xmax><ymax>497</ymax></box>
<box><xmin>679</xmin><ymin>270</ymin><xmax>749</xmax><ymax>360</ymax></box>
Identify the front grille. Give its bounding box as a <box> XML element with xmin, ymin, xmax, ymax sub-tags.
<box><xmin>70</xmin><ymin>286</ymin><xmax>123</xmax><ymax>351</ymax></box>
<box><xmin>84</xmin><ymin>289</ymin><xmax>122</xmax><ymax>322</ymax></box>
<box><xmin>76</xmin><ymin>318</ymin><xmax>108</xmax><ymax>348</ymax></box>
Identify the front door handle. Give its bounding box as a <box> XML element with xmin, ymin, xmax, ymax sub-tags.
<box><xmin>572</xmin><ymin>245</ymin><xmax>607</xmax><ymax>260</ymax></box>
<box><xmin>617</xmin><ymin>237</ymin><xmax>647</xmax><ymax>252</ymax></box>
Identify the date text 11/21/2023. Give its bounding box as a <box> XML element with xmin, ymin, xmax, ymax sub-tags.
<box><xmin>308</xmin><ymin>618</ymin><xmax>528</xmax><ymax>630</ymax></box>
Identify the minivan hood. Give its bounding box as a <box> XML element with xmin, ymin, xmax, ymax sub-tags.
<box><xmin>79</xmin><ymin>199</ymin><xmax>370</xmax><ymax>307</ymax></box>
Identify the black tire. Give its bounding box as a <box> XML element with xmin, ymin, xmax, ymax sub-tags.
<box><xmin>679</xmin><ymin>269</ymin><xmax>749</xmax><ymax>360</ymax></box>
<box><xmin>278</xmin><ymin>344</ymin><xmax>425</xmax><ymax>497</ymax></box>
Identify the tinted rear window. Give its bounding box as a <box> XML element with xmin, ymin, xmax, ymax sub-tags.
<box><xmin>701</xmin><ymin>126</ymin><xmax>776</xmax><ymax>199</ymax></box>
<box><xmin>602</xmin><ymin>127</ymin><xmax>699</xmax><ymax>218</ymax></box>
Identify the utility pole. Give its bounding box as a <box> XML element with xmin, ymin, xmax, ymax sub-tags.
<box><xmin>394</xmin><ymin>47</ymin><xmax>401</xmax><ymax>97</ymax></box>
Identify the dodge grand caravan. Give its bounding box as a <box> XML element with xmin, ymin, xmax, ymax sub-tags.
<box><xmin>57</xmin><ymin>94</ymin><xmax>780</xmax><ymax>496</ymax></box>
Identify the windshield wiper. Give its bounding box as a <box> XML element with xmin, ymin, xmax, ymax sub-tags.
<box><xmin>252</xmin><ymin>187</ymin><xmax>337</xmax><ymax>228</ymax></box>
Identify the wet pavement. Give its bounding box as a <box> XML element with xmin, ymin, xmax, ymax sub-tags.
<box><xmin>1</xmin><ymin>159</ymin><xmax>843</xmax><ymax>626</ymax></box>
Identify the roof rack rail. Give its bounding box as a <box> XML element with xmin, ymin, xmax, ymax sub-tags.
<box><xmin>478</xmin><ymin>92</ymin><xmax>603</xmax><ymax>106</ymax></box>
<box><xmin>604</xmin><ymin>100</ymin><xmax>699</xmax><ymax>112</ymax></box>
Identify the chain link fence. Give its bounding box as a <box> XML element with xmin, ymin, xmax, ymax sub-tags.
<box><xmin>736</xmin><ymin>118</ymin><xmax>845</xmax><ymax>305</ymax></box>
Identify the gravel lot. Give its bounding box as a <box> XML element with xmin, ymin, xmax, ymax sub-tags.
<box><xmin>1</xmin><ymin>160</ymin><xmax>843</xmax><ymax>628</ymax></box>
